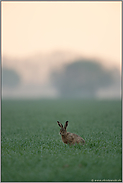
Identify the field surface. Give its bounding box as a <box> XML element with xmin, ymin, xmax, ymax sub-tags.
<box><xmin>1</xmin><ymin>99</ymin><xmax>122</xmax><ymax>182</ymax></box>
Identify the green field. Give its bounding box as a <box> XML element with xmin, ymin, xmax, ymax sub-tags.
<box><xmin>1</xmin><ymin>99</ymin><xmax>122</xmax><ymax>182</ymax></box>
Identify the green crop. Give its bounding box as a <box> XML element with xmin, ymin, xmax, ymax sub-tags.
<box><xmin>1</xmin><ymin>99</ymin><xmax>122</xmax><ymax>182</ymax></box>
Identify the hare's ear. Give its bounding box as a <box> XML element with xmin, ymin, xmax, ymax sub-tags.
<box><xmin>64</xmin><ymin>121</ymin><xmax>68</xmax><ymax>129</ymax></box>
<box><xmin>57</xmin><ymin>121</ymin><xmax>63</xmax><ymax>128</ymax></box>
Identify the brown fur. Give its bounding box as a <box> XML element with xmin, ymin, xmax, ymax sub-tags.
<box><xmin>57</xmin><ymin>121</ymin><xmax>85</xmax><ymax>145</ymax></box>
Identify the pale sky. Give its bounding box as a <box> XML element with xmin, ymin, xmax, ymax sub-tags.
<box><xmin>2</xmin><ymin>1</ymin><xmax>121</xmax><ymax>70</ymax></box>
<box><xmin>1</xmin><ymin>1</ymin><xmax>122</xmax><ymax>99</ymax></box>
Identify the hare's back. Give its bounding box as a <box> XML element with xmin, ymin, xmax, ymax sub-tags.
<box><xmin>67</xmin><ymin>132</ymin><xmax>81</xmax><ymax>141</ymax></box>
<box><xmin>69</xmin><ymin>133</ymin><xmax>85</xmax><ymax>144</ymax></box>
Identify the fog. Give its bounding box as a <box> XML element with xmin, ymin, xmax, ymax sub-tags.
<box><xmin>2</xmin><ymin>52</ymin><xmax>121</xmax><ymax>99</ymax></box>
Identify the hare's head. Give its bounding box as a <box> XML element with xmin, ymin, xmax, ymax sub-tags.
<box><xmin>57</xmin><ymin>121</ymin><xmax>68</xmax><ymax>136</ymax></box>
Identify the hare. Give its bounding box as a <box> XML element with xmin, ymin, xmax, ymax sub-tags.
<box><xmin>57</xmin><ymin>121</ymin><xmax>85</xmax><ymax>145</ymax></box>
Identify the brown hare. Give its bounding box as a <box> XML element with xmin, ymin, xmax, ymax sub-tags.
<box><xmin>57</xmin><ymin>121</ymin><xmax>85</xmax><ymax>145</ymax></box>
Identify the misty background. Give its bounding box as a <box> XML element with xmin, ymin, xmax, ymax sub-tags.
<box><xmin>2</xmin><ymin>51</ymin><xmax>121</xmax><ymax>99</ymax></box>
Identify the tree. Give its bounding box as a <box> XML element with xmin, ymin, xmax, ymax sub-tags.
<box><xmin>2</xmin><ymin>68</ymin><xmax>21</xmax><ymax>88</ymax></box>
<box><xmin>51</xmin><ymin>59</ymin><xmax>115</xmax><ymax>98</ymax></box>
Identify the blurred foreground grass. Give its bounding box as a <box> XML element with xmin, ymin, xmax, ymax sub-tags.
<box><xmin>1</xmin><ymin>99</ymin><xmax>122</xmax><ymax>181</ymax></box>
